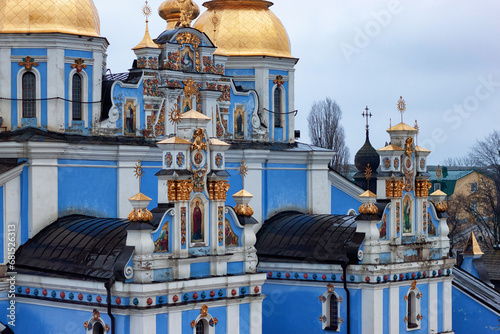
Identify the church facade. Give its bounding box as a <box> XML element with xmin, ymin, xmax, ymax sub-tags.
<box><xmin>0</xmin><ymin>0</ymin><xmax>497</xmax><ymax>333</ymax></box>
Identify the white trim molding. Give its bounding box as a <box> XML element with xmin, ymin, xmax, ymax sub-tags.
<box><xmin>68</xmin><ymin>68</ymin><xmax>89</xmax><ymax>128</ymax></box>
<box><xmin>17</xmin><ymin>67</ymin><xmax>42</xmax><ymax>128</ymax></box>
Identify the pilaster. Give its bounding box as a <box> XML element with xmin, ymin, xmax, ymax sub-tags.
<box><xmin>0</xmin><ymin>48</ymin><xmax>11</xmax><ymax>130</ymax></box>
<box><xmin>47</xmin><ymin>48</ymin><xmax>65</xmax><ymax>132</ymax></box>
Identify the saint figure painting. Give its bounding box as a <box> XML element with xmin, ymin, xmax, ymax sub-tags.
<box><xmin>191</xmin><ymin>199</ymin><xmax>204</xmax><ymax>242</ymax></box>
<box><xmin>403</xmin><ymin>195</ymin><xmax>412</xmax><ymax>234</ymax></box>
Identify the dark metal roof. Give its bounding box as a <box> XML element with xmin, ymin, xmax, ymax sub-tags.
<box><xmin>14</xmin><ymin>215</ymin><xmax>134</xmax><ymax>282</ymax></box>
<box><xmin>256</xmin><ymin>211</ymin><xmax>364</xmax><ymax>264</ymax></box>
<box><xmin>0</xmin><ymin>127</ymin><xmax>158</xmax><ymax>147</ymax></box>
<box><xmin>453</xmin><ymin>266</ymin><xmax>500</xmax><ymax>313</ymax></box>
<box><xmin>480</xmin><ymin>249</ymin><xmax>500</xmax><ymax>281</ymax></box>
<box><xmin>0</xmin><ymin>158</ymin><xmax>23</xmax><ymax>175</ymax></box>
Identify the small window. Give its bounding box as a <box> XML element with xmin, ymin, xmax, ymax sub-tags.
<box><xmin>433</xmin><ymin>183</ymin><xmax>441</xmax><ymax>191</ymax></box>
<box><xmin>471</xmin><ymin>182</ymin><xmax>478</xmax><ymax>193</ymax></box>
<box><xmin>274</xmin><ymin>88</ymin><xmax>281</xmax><ymax>128</ymax></box>
<box><xmin>72</xmin><ymin>73</ymin><xmax>82</xmax><ymax>120</ymax></box>
<box><xmin>195</xmin><ymin>320</ymin><xmax>206</xmax><ymax>334</ymax></box>
<box><xmin>329</xmin><ymin>295</ymin><xmax>339</xmax><ymax>330</ymax></box>
<box><xmin>22</xmin><ymin>72</ymin><xmax>36</xmax><ymax>118</ymax></box>
<box><xmin>408</xmin><ymin>291</ymin><xmax>418</xmax><ymax>329</ymax></box>
<box><xmin>92</xmin><ymin>322</ymin><xmax>104</xmax><ymax>334</ymax></box>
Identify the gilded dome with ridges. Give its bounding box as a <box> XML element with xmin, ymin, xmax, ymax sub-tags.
<box><xmin>193</xmin><ymin>0</ymin><xmax>292</xmax><ymax>58</ymax></box>
<box><xmin>0</xmin><ymin>0</ymin><xmax>100</xmax><ymax>37</ymax></box>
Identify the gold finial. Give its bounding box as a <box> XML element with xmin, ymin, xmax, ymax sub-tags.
<box><xmin>134</xmin><ymin>160</ymin><xmax>145</xmax><ymax>192</ymax></box>
<box><xmin>238</xmin><ymin>159</ymin><xmax>248</xmax><ymax>188</ymax></box>
<box><xmin>397</xmin><ymin>96</ymin><xmax>406</xmax><ymax>123</ymax></box>
<box><xmin>362</xmin><ymin>106</ymin><xmax>372</xmax><ymax>131</ymax></box>
<box><xmin>142</xmin><ymin>1</ymin><xmax>152</xmax><ymax>21</ymax></box>
<box><xmin>177</xmin><ymin>0</ymin><xmax>196</xmax><ymax>28</ymax></box>
<box><xmin>414</xmin><ymin>120</ymin><xmax>419</xmax><ymax>145</ymax></box>
<box><xmin>463</xmin><ymin>231</ymin><xmax>484</xmax><ymax>255</ymax></box>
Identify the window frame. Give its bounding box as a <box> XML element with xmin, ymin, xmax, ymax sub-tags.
<box><xmin>271</xmin><ymin>84</ymin><xmax>287</xmax><ymax>142</ymax></box>
<box><xmin>68</xmin><ymin>68</ymin><xmax>89</xmax><ymax>128</ymax></box>
<box><xmin>321</xmin><ymin>288</ymin><xmax>341</xmax><ymax>331</ymax></box>
<box><xmin>72</xmin><ymin>73</ymin><xmax>83</xmax><ymax>121</ymax></box>
<box><xmin>405</xmin><ymin>286</ymin><xmax>421</xmax><ymax>331</ymax></box>
<box><xmin>17</xmin><ymin>67</ymin><xmax>42</xmax><ymax>128</ymax></box>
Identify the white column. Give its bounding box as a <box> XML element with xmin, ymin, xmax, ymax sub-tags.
<box><xmin>307</xmin><ymin>152</ymin><xmax>332</xmax><ymax>214</ymax></box>
<box><xmin>362</xmin><ymin>286</ymin><xmax>384</xmax><ymax>334</ymax></box>
<box><xmin>130</xmin><ymin>313</ymin><xmax>156</xmax><ymax>333</ymax></box>
<box><xmin>287</xmin><ymin>69</ymin><xmax>295</xmax><ymax>143</ymax></box>
<box><xmin>92</xmin><ymin>50</ymin><xmax>104</xmax><ymax>129</ymax></box>
<box><xmin>227</xmin><ymin>303</ymin><xmax>240</xmax><ymax>334</ymax></box>
<box><xmin>117</xmin><ymin>160</ymin><xmax>138</xmax><ymax>219</ymax></box>
<box><xmin>428</xmin><ymin>281</ymin><xmax>438</xmax><ymax>333</ymax></box>
<box><xmin>47</xmin><ymin>48</ymin><xmax>65</xmax><ymax>132</ymax></box>
<box><xmin>244</xmin><ymin>151</ymin><xmax>266</xmax><ymax>229</ymax></box>
<box><xmin>29</xmin><ymin>157</ymin><xmax>59</xmax><ymax>237</ymax></box>
<box><xmin>389</xmin><ymin>285</ymin><xmax>399</xmax><ymax>334</ymax></box>
<box><xmin>443</xmin><ymin>278</ymin><xmax>453</xmax><ymax>332</ymax></box>
<box><xmin>4</xmin><ymin>176</ymin><xmax>21</xmax><ymax>260</ymax></box>
<box><xmin>168</xmin><ymin>311</ymin><xmax>182</xmax><ymax>334</ymax></box>
<box><xmin>0</xmin><ymin>48</ymin><xmax>11</xmax><ymax>130</ymax></box>
<box><xmin>250</xmin><ymin>299</ymin><xmax>262</xmax><ymax>334</ymax></box>
<box><xmin>254</xmin><ymin>67</ymin><xmax>269</xmax><ymax>141</ymax></box>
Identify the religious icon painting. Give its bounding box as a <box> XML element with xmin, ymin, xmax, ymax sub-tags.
<box><xmin>182</xmin><ymin>98</ymin><xmax>192</xmax><ymax>113</ymax></box>
<box><xmin>192</xmin><ymin>151</ymin><xmax>205</xmax><ymax>168</ymax></box>
<box><xmin>379</xmin><ymin>213</ymin><xmax>388</xmax><ymax>240</ymax></box>
<box><xmin>428</xmin><ymin>213</ymin><xmax>437</xmax><ymax>236</ymax></box>
<box><xmin>225</xmin><ymin>218</ymin><xmax>239</xmax><ymax>247</ymax></box>
<box><xmin>191</xmin><ymin>198</ymin><xmax>204</xmax><ymax>243</ymax></box>
<box><xmin>394</xmin><ymin>157</ymin><xmax>400</xmax><ymax>170</ymax></box>
<box><xmin>154</xmin><ymin>222</ymin><xmax>169</xmax><ymax>253</ymax></box>
<box><xmin>234</xmin><ymin>106</ymin><xmax>245</xmax><ymax>139</ymax></box>
<box><xmin>165</xmin><ymin>152</ymin><xmax>173</xmax><ymax>168</ymax></box>
<box><xmin>124</xmin><ymin>99</ymin><xmax>136</xmax><ymax>135</ymax></box>
<box><xmin>383</xmin><ymin>157</ymin><xmax>391</xmax><ymax>170</ymax></box>
<box><xmin>403</xmin><ymin>195</ymin><xmax>412</xmax><ymax>234</ymax></box>
<box><xmin>180</xmin><ymin>46</ymin><xmax>195</xmax><ymax>71</ymax></box>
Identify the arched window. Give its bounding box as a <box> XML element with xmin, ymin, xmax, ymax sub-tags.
<box><xmin>22</xmin><ymin>72</ymin><xmax>36</xmax><ymax>118</ymax></box>
<box><xmin>329</xmin><ymin>294</ymin><xmax>339</xmax><ymax>330</ymax></box>
<box><xmin>92</xmin><ymin>322</ymin><xmax>104</xmax><ymax>334</ymax></box>
<box><xmin>408</xmin><ymin>291</ymin><xmax>418</xmax><ymax>329</ymax></box>
<box><xmin>195</xmin><ymin>320</ymin><xmax>206</xmax><ymax>334</ymax></box>
<box><xmin>72</xmin><ymin>73</ymin><xmax>82</xmax><ymax>120</ymax></box>
<box><xmin>274</xmin><ymin>88</ymin><xmax>281</xmax><ymax>128</ymax></box>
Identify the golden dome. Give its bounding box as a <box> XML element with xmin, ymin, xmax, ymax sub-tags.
<box><xmin>159</xmin><ymin>0</ymin><xmax>200</xmax><ymax>30</ymax></box>
<box><xmin>0</xmin><ymin>0</ymin><xmax>100</xmax><ymax>37</ymax></box>
<box><xmin>193</xmin><ymin>0</ymin><xmax>292</xmax><ymax>58</ymax></box>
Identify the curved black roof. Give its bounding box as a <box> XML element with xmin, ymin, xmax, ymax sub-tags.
<box><xmin>14</xmin><ymin>215</ymin><xmax>134</xmax><ymax>282</ymax></box>
<box><xmin>256</xmin><ymin>211</ymin><xmax>364</xmax><ymax>264</ymax></box>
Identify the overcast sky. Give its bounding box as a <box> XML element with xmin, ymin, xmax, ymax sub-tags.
<box><xmin>96</xmin><ymin>0</ymin><xmax>500</xmax><ymax>164</ymax></box>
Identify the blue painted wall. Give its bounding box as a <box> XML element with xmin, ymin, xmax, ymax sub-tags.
<box><xmin>453</xmin><ymin>286</ymin><xmax>500</xmax><ymax>333</ymax></box>
<box><xmin>331</xmin><ymin>184</ymin><xmax>362</xmax><ymax>215</ymax></box>
<box><xmin>156</xmin><ymin>313</ymin><xmax>168</xmax><ymax>333</ymax></box>
<box><xmin>182</xmin><ymin>306</ymin><xmax>226</xmax><ymax>334</ymax></box>
<box><xmin>262</xmin><ymin>283</ymin><xmax>349</xmax><ymax>333</ymax></box>
<box><xmin>190</xmin><ymin>262</ymin><xmax>211</xmax><ymax>278</ymax></box>
<box><xmin>58</xmin><ymin>160</ymin><xmax>118</xmax><ymax>217</ymax></box>
<box><xmin>0</xmin><ymin>186</ymin><xmax>3</xmax><ymax>262</ymax></box>
<box><xmin>20</xmin><ymin>166</ymin><xmax>29</xmax><ymax>243</ymax></box>
<box><xmin>240</xmin><ymin>303</ymin><xmax>250</xmax><ymax>334</ymax></box>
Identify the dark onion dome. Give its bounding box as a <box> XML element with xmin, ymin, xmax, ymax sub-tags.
<box><xmin>354</xmin><ymin>130</ymin><xmax>380</xmax><ymax>177</ymax></box>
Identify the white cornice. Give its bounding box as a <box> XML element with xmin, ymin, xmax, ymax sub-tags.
<box><xmin>0</xmin><ymin>33</ymin><xmax>109</xmax><ymax>52</ymax></box>
<box><xmin>0</xmin><ymin>163</ymin><xmax>25</xmax><ymax>185</ymax></box>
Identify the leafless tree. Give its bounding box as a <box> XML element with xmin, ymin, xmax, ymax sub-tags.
<box><xmin>307</xmin><ymin>98</ymin><xmax>350</xmax><ymax>175</ymax></box>
<box><xmin>445</xmin><ymin>130</ymin><xmax>500</xmax><ymax>249</ymax></box>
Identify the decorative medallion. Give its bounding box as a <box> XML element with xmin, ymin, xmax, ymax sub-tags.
<box><xmin>273</xmin><ymin>74</ymin><xmax>285</xmax><ymax>87</ymax></box>
<box><xmin>420</xmin><ymin>158</ymin><xmax>425</xmax><ymax>170</ymax></box>
<box><xmin>404</xmin><ymin>156</ymin><xmax>413</xmax><ymax>171</ymax></box>
<box><xmin>176</xmin><ymin>152</ymin><xmax>185</xmax><ymax>167</ymax></box>
<box><xmin>192</xmin><ymin>166</ymin><xmax>208</xmax><ymax>193</ymax></box>
<box><xmin>19</xmin><ymin>56</ymin><xmax>38</xmax><ymax>70</ymax></box>
<box><xmin>209</xmin><ymin>318</ymin><xmax>218</xmax><ymax>327</ymax></box>
<box><xmin>201</xmin><ymin>304</ymin><xmax>209</xmax><ymax>317</ymax></box>
<box><xmin>191</xmin><ymin>128</ymin><xmax>207</xmax><ymax>152</ymax></box>
<box><xmin>396</xmin><ymin>202</ymin><xmax>401</xmax><ymax>234</ymax></box>
<box><xmin>71</xmin><ymin>58</ymin><xmax>87</xmax><ymax>73</ymax></box>
<box><xmin>397</xmin><ymin>96</ymin><xmax>406</xmax><ymax>119</ymax></box>
<box><xmin>405</xmin><ymin>137</ymin><xmax>413</xmax><ymax>157</ymax></box>
<box><xmin>411</xmin><ymin>280</ymin><xmax>417</xmax><ymax>290</ymax></box>
<box><xmin>327</xmin><ymin>283</ymin><xmax>335</xmax><ymax>293</ymax></box>
<box><xmin>383</xmin><ymin>157</ymin><xmax>391</xmax><ymax>170</ymax></box>
<box><xmin>176</xmin><ymin>32</ymin><xmax>201</xmax><ymax>49</ymax></box>
<box><xmin>423</xmin><ymin>201</ymin><xmax>427</xmax><ymax>232</ymax></box>
<box><xmin>193</xmin><ymin>151</ymin><xmax>204</xmax><ymax>166</ymax></box>
<box><xmin>218</xmin><ymin>206</ymin><xmax>224</xmax><ymax>243</ymax></box>
<box><xmin>394</xmin><ymin>157</ymin><xmax>400</xmax><ymax>170</ymax></box>
<box><xmin>215</xmin><ymin>153</ymin><xmax>223</xmax><ymax>168</ymax></box>
<box><xmin>169</xmin><ymin>104</ymin><xmax>181</xmax><ymax>124</ymax></box>
<box><xmin>165</xmin><ymin>152</ymin><xmax>173</xmax><ymax>168</ymax></box>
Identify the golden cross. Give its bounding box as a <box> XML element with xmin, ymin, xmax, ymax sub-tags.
<box><xmin>19</xmin><ymin>56</ymin><xmax>38</xmax><ymax>70</ymax></box>
<box><xmin>134</xmin><ymin>160</ymin><xmax>145</xmax><ymax>192</ymax></box>
<box><xmin>238</xmin><ymin>159</ymin><xmax>248</xmax><ymax>188</ymax></box>
<box><xmin>273</xmin><ymin>75</ymin><xmax>285</xmax><ymax>88</ymax></box>
<box><xmin>362</xmin><ymin>106</ymin><xmax>372</xmax><ymax>131</ymax></box>
<box><xmin>397</xmin><ymin>96</ymin><xmax>406</xmax><ymax>123</ymax></box>
<box><xmin>436</xmin><ymin>164</ymin><xmax>442</xmax><ymax>181</ymax></box>
<box><xmin>71</xmin><ymin>58</ymin><xmax>87</xmax><ymax>73</ymax></box>
<box><xmin>143</xmin><ymin>1</ymin><xmax>152</xmax><ymax>22</ymax></box>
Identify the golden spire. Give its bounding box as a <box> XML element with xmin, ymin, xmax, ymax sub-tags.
<box><xmin>463</xmin><ymin>231</ymin><xmax>484</xmax><ymax>255</ymax></box>
<box><xmin>132</xmin><ymin>1</ymin><xmax>160</xmax><ymax>50</ymax></box>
